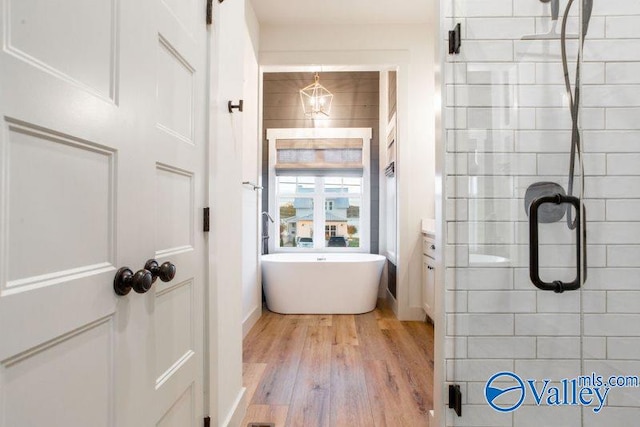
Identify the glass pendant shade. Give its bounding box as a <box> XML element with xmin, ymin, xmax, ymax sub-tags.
<box><xmin>299</xmin><ymin>73</ymin><xmax>333</xmax><ymax>118</ymax></box>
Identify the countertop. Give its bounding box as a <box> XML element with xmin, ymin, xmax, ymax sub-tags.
<box><xmin>421</xmin><ymin>218</ymin><xmax>435</xmax><ymax>237</ymax></box>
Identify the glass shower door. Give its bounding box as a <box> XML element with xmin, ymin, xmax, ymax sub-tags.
<box><xmin>440</xmin><ymin>0</ymin><xmax>620</xmax><ymax>425</ymax></box>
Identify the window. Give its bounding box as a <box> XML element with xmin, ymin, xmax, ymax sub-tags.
<box><xmin>279</xmin><ymin>198</ymin><xmax>312</xmax><ymax>248</ymax></box>
<box><xmin>274</xmin><ymin>176</ymin><xmax>364</xmax><ymax>250</ymax></box>
<box><xmin>325</xmin><ymin>225</ymin><xmax>337</xmax><ymax>238</ymax></box>
<box><xmin>267</xmin><ymin>128</ymin><xmax>371</xmax><ymax>252</ymax></box>
<box><xmin>323</xmin><ymin>177</ymin><xmax>361</xmax><ymax>248</ymax></box>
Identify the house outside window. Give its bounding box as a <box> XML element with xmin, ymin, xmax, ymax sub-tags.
<box><xmin>276</xmin><ymin>177</ymin><xmax>362</xmax><ymax>249</ymax></box>
<box><xmin>267</xmin><ymin>128</ymin><xmax>371</xmax><ymax>252</ymax></box>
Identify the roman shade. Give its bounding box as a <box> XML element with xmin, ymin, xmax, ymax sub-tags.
<box><xmin>274</xmin><ymin>138</ymin><xmax>364</xmax><ymax>176</ymax></box>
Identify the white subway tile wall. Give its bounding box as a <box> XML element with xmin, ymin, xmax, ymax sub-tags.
<box><xmin>444</xmin><ymin>0</ymin><xmax>640</xmax><ymax>425</ymax></box>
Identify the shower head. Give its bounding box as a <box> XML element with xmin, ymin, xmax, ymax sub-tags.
<box><xmin>521</xmin><ymin>0</ymin><xmax>578</xmax><ymax>40</ymax></box>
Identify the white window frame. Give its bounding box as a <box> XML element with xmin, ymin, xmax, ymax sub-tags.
<box><xmin>267</xmin><ymin>127</ymin><xmax>372</xmax><ymax>253</ymax></box>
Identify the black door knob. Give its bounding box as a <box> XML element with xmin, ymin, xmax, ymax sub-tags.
<box><xmin>114</xmin><ymin>267</ymin><xmax>154</xmax><ymax>296</ymax></box>
<box><xmin>144</xmin><ymin>259</ymin><xmax>176</xmax><ymax>283</ymax></box>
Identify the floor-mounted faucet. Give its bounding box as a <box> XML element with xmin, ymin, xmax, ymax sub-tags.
<box><xmin>261</xmin><ymin>212</ymin><xmax>274</xmax><ymax>254</ymax></box>
<box><xmin>262</xmin><ymin>211</ymin><xmax>274</xmax><ymax>223</ymax></box>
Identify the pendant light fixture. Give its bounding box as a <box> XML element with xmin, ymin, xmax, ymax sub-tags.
<box><xmin>299</xmin><ymin>72</ymin><xmax>333</xmax><ymax>118</ymax></box>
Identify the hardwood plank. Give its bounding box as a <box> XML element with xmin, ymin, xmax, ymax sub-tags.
<box><xmin>332</xmin><ymin>315</ymin><xmax>359</xmax><ymax>346</ymax></box>
<box><xmin>377</xmin><ymin>317</ymin><xmax>404</xmax><ymax>331</ymax></box>
<box><xmin>373</xmin><ymin>306</ymin><xmax>382</xmax><ymax>319</ymax></box>
<box><xmin>403</xmin><ymin>321</ymin><xmax>435</xmax><ymax>367</ymax></box>
<box><xmin>243</xmin><ymin>308</ymin><xmax>434</xmax><ymax>427</ymax></box>
<box><xmin>354</xmin><ymin>311</ymin><xmax>394</xmax><ymax>361</ymax></box>
<box><xmin>243</xmin><ymin>311</ymin><xmax>285</xmax><ymax>363</ymax></box>
<box><xmin>288</xmin><ymin>314</ymin><xmax>333</xmax><ymax>327</ymax></box>
<box><xmin>377</xmin><ymin>301</ymin><xmax>398</xmax><ymax>320</ymax></box>
<box><xmin>376</xmin><ymin>301</ymin><xmax>405</xmax><ymax>330</ymax></box>
<box><xmin>259</xmin><ymin>317</ymin><xmax>308</xmax><ymax>363</ymax></box>
<box><xmin>381</xmin><ymin>327</ymin><xmax>434</xmax><ymax>414</ymax></box>
<box><xmin>242</xmin><ymin>405</ymin><xmax>289</xmax><ymax>427</ymax></box>
<box><xmin>285</xmin><ymin>326</ymin><xmax>332</xmax><ymax>427</ymax></box>
<box><xmin>252</xmin><ymin>319</ymin><xmax>308</xmax><ymax>405</ymax></box>
<box><xmin>363</xmin><ymin>359</ymin><xmax>428</xmax><ymax>427</ymax></box>
<box><xmin>243</xmin><ymin>363</ymin><xmax>267</xmax><ymax>404</ymax></box>
<box><xmin>330</xmin><ymin>344</ymin><xmax>375</xmax><ymax>427</ymax></box>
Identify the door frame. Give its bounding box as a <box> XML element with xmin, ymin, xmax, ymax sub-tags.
<box><xmin>204</xmin><ymin>0</ymin><xmax>250</xmax><ymax>425</ymax></box>
<box><xmin>433</xmin><ymin>0</ymin><xmax>446</xmax><ymax>425</ymax></box>
<box><xmin>258</xmin><ymin>50</ymin><xmax>446</xmax><ymax>423</ymax></box>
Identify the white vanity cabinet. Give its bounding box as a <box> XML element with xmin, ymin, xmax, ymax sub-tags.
<box><xmin>422</xmin><ymin>234</ymin><xmax>435</xmax><ymax>321</ymax></box>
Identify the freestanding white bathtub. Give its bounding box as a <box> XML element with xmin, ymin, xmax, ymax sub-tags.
<box><xmin>261</xmin><ymin>253</ymin><xmax>386</xmax><ymax>314</ymax></box>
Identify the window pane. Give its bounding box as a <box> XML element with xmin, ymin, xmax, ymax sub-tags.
<box><xmin>279</xmin><ymin>197</ymin><xmax>313</xmax><ymax>248</ymax></box>
<box><xmin>346</xmin><ymin>198</ymin><xmax>361</xmax><ymax>248</ymax></box>
<box><xmin>345</xmin><ymin>180</ymin><xmax>361</xmax><ymax>194</ymax></box>
<box><xmin>277</xmin><ymin>176</ymin><xmax>315</xmax><ymax>194</ymax></box>
<box><xmin>324</xmin><ymin>196</ymin><xmax>360</xmax><ymax>248</ymax></box>
<box><xmin>343</xmin><ymin>177</ymin><xmax>361</xmax><ymax>186</ymax></box>
<box><xmin>277</xmin><ymin>176</ymin><xmax>297</xmax><ymax>194</ymax></box>
<box><xmin>324</xmin><ymin>177</ymin><xmax>341</xmax><ymax>186</ymax></box>
<box><xmin>324</xmin><ymin>177</ymin><xmax>347</xmax><ymax>193</ymax></box>
<box><xmin>324</xmin><ymin>177</ymin><xmax>361</xmax><ymax>194</ymax></box>
<box><xmin>296</xmin><ymin>177</ymin><xmax>315</xmax><ymax>192</ymax></box>
<box><xmin>298</xmin><ymin>176</ymin><xmax>315</xmax><ymax>185</ymax></box>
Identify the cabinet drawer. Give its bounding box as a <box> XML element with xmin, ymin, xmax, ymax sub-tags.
<box><xmin>422</xmin><ymin>255</ymin><xmax>435</xmax><ymax>320</ymax></box>
<box><xmin>423</xmin><ymin>236</ymin><xmax>436</xmax><ymax>258</ymax></box>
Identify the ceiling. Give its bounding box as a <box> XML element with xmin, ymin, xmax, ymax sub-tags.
<box><xmin>250</xmin><ymin>0</ymin><xmax>433</xmax><ymax>25</ymax></box>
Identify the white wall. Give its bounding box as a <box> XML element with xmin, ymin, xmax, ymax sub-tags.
<box><xmin>259</xmin><ymin>23</ymin><xmax>436</xmax><ymax>320</ymax></box>
<box><xmin>241</xmin><ymin>0</ymin><xmax>261</xmax><ymax>338</ymax></box>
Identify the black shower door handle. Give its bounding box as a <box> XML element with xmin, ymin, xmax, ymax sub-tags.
<box><xmin>529</xmin><ymin>194</ymin><xmax>586</xmax><ymax>293</ymax></box>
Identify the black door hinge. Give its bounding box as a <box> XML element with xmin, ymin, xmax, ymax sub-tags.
<box><xmin>449</xmin><ymin>384</ymin><xmax>462</xmax><ymax>416</ymax></box>
<box><xmin>449</xmin><ymin>23</ymin><xmax>461</xmax><ymax>55</ymax></box>
<box><xmin>204</xmin><ymin>207</ymin><xmax>210</xmax><ymax>232</ymax></box>
<box><xmin>206</xmin><ymin>0</ymin><xmax>213</xmax><ymax>25</ymax></box>
<box><xmin>207</xmin><ymin>0</ymin><xmax>226</xmax><ymax>24</ymax></box>
<box><xmin>204</xmin><ymin>416</ymin><xmax>210</xmax><ymax>427</ymax></box>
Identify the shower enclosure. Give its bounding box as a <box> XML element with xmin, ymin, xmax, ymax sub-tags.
<box><xmin>444</xmin><ymin>0</ymin><xmax>640</xmax><ymax>425</ymax></box>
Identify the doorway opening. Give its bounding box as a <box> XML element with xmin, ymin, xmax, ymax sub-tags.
<box><xmin>240</xmin><ymin>66</ymin><xmax>436</xmax><ymax>425</ymax></box>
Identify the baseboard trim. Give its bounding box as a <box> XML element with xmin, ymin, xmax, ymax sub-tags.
<box><xmin>403</xmin><ymin>306</ymin><xmax>428</xmax><ymax>321</ymax></box>
<box><xmin>386</xmin><ymin>289</ymin><xmax>398</xmax><ymax>314</ymax></box>
<box><xmin>385</xmin><ymin>289</ymin><xmax>428</xmax><ymax>321</ymax></box>
<box><xmin>222</xmin><ymin>387</ymin><xmax>247</xmax><ymax>427</ymax></box>
<box><xmin>243</xmin><ymin>305</ymin><xmax>262</xmax><ymax>339</ymax></box>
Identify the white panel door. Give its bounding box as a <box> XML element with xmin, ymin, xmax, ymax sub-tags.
<box><xmin>151</xmin><ymin>0</ymin><xmax>207</xmax><ymax>424</ymax></box>
<box><xmin>0</xmin><ymin>0</ymin><xmax>207</xmax><ymax>425</ymax></box>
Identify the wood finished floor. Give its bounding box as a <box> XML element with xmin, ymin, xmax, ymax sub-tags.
<box><xmin>241</xmin><ymin>301</ymin><xmax>434</xmax><ymax>427</ymax></box>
